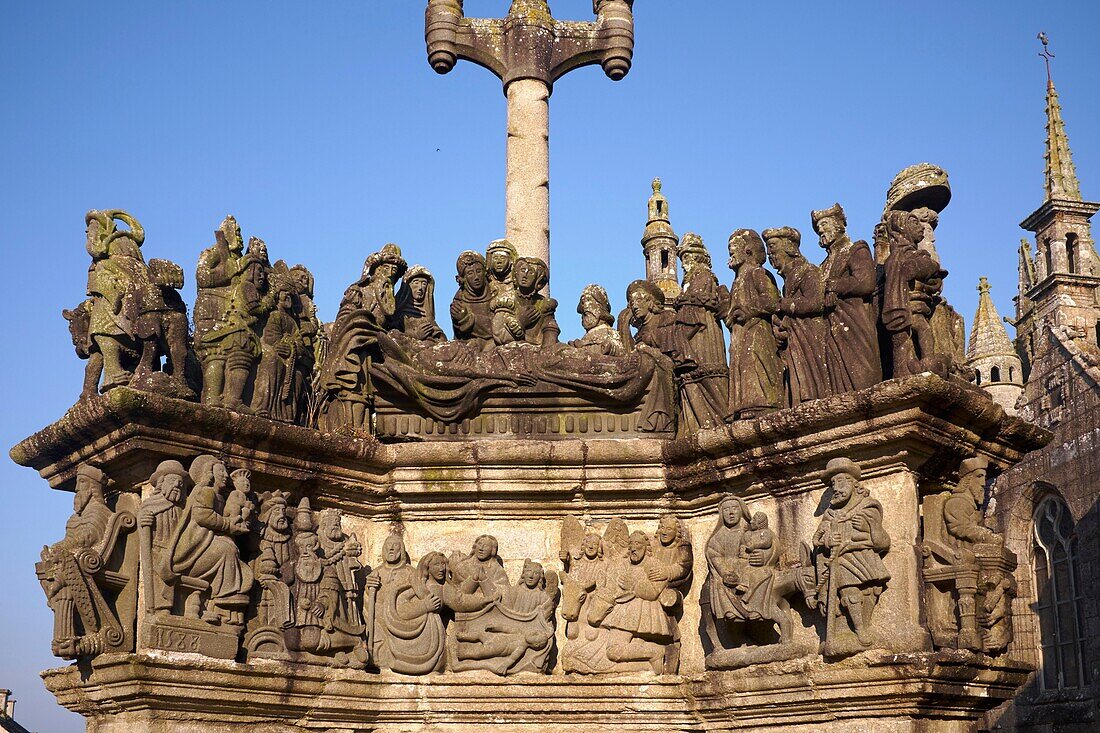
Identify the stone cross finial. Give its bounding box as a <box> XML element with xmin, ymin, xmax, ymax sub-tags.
<box><xmin>426</xmin><ymin>0</ymin><xmax>635</xmax><ymax>274</ymax></box>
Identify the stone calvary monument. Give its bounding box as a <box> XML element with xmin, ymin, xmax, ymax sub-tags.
<box><xmin>11</xmin><ymin>3</ymin><xmax>1055</xmax><ymax>732</ymax></box>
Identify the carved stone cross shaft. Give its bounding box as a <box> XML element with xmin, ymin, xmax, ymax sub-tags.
<box><xmin>426</xmin><ymin>0</ymin><xmax>635</xmax><ymax>272</ymax></box>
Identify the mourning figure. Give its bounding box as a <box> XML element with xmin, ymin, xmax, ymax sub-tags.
<box><xmin>724</xmin><ymin>229</ymin><xmax>782</xmax><ymax>419</ymax></box>
<box><xmin>486</xmin><ymin>239</ymin><xmax>525</xmax><ymax>346</ymax></box>
<box><xmin>812</xmin><ymin>204</ymin><xmax>882</xmax><ymax>393</ymax></box>
<box><xmin>570</xmin><ymin>284</ymin><xmax>626</xmax><ymax>356</ymax></box>
<box><xmin>921</xmin><ymin>456</ymin><xmax>1017</xmax><ymax>654</ymax></box>
<box><xmin>391</xmin><ymin>265</ymin><xmax>447</xmax><ymax>343</ymax></box>
<box><xmin>620</xmin><ymin>279</ymin><xmax>679</xmax><ymax>432</ymax></box>
<box><xmin>763</xmin><ymin>227</ymin><xmax>829</xmax><ymax>406</ymax></box>
<box><xmin>882</xmin><ymin>210</ymin><xmax>944</xmax><ymax>377</ymax></box>
<box><xmin>446</xmin><ymin>535</ymin><xmax>559</xmax><ymax>675</ymax></box>
<box><xmin>809</xmin><ymin>458</ymin><xmax>891</xmax><ymax>656</ymax></box>
<box><xmin>36</xmin><ymin>465</ymin><xmax>136</xmax><ymax>659</ymax></box>
<box><xmin>514</xmin><ymin>256</ymin><xmax>560</xmax><ymax>346</ymax></box>
<box><xmin>450</xmin><ymin>250</ymin><xmax>494</xmax><ymax>345</ymax></box>
<box><xmin>317</xmin><ymin>243</ymin><xmax>408</xmax><ymax>432</ymax></box>
<box><xmin>138</xmin><ymin>460</ymin><xmax>189</xmax><ymax>615</ymax></box>
<box><xmin>673</xmin><ymin>233</ymin><xmax>729</xmax><ymax>431</ymax></box>
<box><xmin>366</xmin><ymin>535</ymin><xmax>447</xmax><ymax>674</ymax></box>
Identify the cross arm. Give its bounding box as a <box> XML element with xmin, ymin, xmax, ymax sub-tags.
<box><xmin>426</xmin><ymin>1</ymin><xmax>507</xmax><ymax>81</ymax></box>
<box><xmin>550</xmin><ymin>0</ymin><xmax>634</xmax><ymax>83</ymax></box>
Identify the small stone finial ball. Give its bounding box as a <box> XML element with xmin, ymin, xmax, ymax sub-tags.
<box><xmin>602</xmin><ymin>56</ymin><xmax>630</xmax><ymax>81</ymax></box>
<box><xmin>429</xmin><ymin>50</ymin><xmax>457</xmax><ymax>74</ymax></box>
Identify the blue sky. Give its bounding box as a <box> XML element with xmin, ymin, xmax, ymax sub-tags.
<box><xmin>2</xmin><ymin>2</ymin><xmax>1099</xmax><ymax>729</ymax></box>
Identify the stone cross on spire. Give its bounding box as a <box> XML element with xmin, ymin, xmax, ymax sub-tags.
<box><xmin>426</xmin><ymin>0</ymin><xmax>635</xmax><ymax>271</ymax></box>
<box><xmin>1038</xmin><ymin>32</ymin><xmax>1082</xmax><ymax>202</ymax></box>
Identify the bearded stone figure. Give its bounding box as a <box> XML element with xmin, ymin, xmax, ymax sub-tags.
<box><xmin>36</xmin><ymin>465</ymin><xmax>136</xmax><ymax>660</ymax></box>
<box><xmin>570</xmin><ymin>284</ymin><xmax>626</xmax><ymax>356</ymax></box>
<box><xmin>812</xmin><ymin>204</ymin><xmax>882</xmax><ymax>393</ymax></box>
<box><xmin>762</xmin><ymin>227</ymin><xmax>830</xmax><ymax>406</ymax></box>
<box><xmin>809</xmin><ymin>458</ymin><xmax>891</xmax><ymax>657</ymax></box>
<box><xmin>317</xmin><ymin>243</ymin><xmax>408</xmax><ymax>432</ymax></box>
<box><xmin>164</xmin><ymin>455</ymin><xmax>254</xmax><ymax>627</ymax></box>
<box><xmin>138</xmin><ymin>460</ymin><xmax>189</xmax><ymax>615</ymax></box>
<box><xmin>366</xmin><ymin>534</ymin><xmax>447</xmax><ymax>675</ymax></box>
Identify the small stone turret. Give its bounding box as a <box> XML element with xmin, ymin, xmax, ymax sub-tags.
<box><xmin>641</xmin><ymin>178</ymin><xmax>680</xmax><ymax>300</ymax></box>
<box><xmin>967</xmin><ymin>277</ymin><xmax>1023</xmax><ymax>414</ymax></box>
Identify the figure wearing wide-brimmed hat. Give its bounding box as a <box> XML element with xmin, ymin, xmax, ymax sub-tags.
<box><xmin>812</xmin><ymin>203</ymin><xmax>882</xmax><ymax>394</ymax></box>
<box><xmin>811</xmin><ymin>457</ymin><xmax>891</xmax><ymax>654</ymax></box>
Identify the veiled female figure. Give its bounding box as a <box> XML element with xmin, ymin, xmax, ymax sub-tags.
<box><xmin>724</xmin><ymin>230</ymin><xmax>782</xmax><ymax>420</ymax></box>
<box><xmin>675</xmin><ymin>234</ymin><xmax>730</xmax><ymax>431</ymax></box>
<box><xmin>368</xmin><ymin>536</ymin><xmax>447</xmax><ymax>675</ymax></box>
<box><xmin>390</xmin><ymin>265</ymin><xmax>446</xmax><ymax>343</ymax></box>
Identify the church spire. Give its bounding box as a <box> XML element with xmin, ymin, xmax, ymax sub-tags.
<box><xmin>1039</xmin><ymin>32</ymin><xmax>1082</xmax><ymax>202</ymax></box>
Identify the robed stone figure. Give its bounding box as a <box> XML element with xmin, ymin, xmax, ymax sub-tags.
<box><xmin>812</xmin><ymin>204</ymin><xmax>882</xmax><ymax>393</ymax></box>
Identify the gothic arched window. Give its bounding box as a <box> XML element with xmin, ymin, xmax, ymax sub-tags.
<box><xmin>1032</xmin><ymin>495</ymin><xmax>1088</xmax><ymax>690</ymax></box>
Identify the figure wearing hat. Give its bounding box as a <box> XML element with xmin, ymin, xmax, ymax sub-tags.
<box><xmin>811</xmin><ymin>458</ymin><xmax>891</xmax><ymax>653</ymax></box>
<box><xmin>812</xmin><ymin>204</ymin><xmax>882</xmax><ymax>394</ymax></box>
<box><xmin>944</xmin><ymin>456</ymin><xmax>999</xmax><ymax>546</ymax></box>
<box><xmin>139</xmin><ymin>460</ymin><xmax>190</xmax><ymax>614</ymax></box>
<box><xmin>763</xmin><ymin>226</ymin><xmax>830</xmax><ymax>406</ymax></box>
<box><xmin>673</xmin><ymin>233</ymin><xmax>729</xmax><ymax>431</ymax></box>
<box><xmin>317</xmin><ymin>243</ymin><xmax>408</xmax><ymax>431</ymax></box>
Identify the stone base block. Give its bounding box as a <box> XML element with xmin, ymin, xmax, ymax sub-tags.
<box><xmin>44</xmin><ymin>651</ymin><xmax>1030</xmax><ymax>732</ymax></box>
<box><xmin>142</xmin><ymin>615</ymin><xmax>241</xmax><ymax>660</ymax></box>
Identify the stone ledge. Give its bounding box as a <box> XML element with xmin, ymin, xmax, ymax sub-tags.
<box><xmin>41</xmin><ymin>650</ymin><xmax>1030</xmax><ymax>732</ymax></box>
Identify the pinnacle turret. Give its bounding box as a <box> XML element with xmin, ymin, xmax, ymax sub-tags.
<box><xmin>1043</xmin><ymin>73</ymin><xmax>1082</xmax><ymax>203</ymax></box>
<box><xmin>641</xmin><ymin>177</ymin><xmax>681</xmax><ymax>299</ymax></box>
<box><xmin>968</xmin><ymin>278</ymin><xmax>1024</xmax><ymax>414</ymax></box>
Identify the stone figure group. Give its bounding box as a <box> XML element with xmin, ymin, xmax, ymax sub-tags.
<box><xmin>65</xmin><ymin>210</ymin><xmax>195</xmax><ymax>400</ymax></box>
<box><xmin>558</xmin><ymin>514</ymin><xmax>692</xmax><ymax>674</ymax></box>
<box><xmin>194</xmin><ymin>216</ymin><xmax>321</xmax><ymax>423</ymax></box>
<box><xmin>63</xmin><ymin>164</ymin><xmax>975</xmax><ymax>438</ymax></box>
<box><xmin>38</xmin><ymin>452</ymin><xmax>1016</xmax><ymax>676</ymax></box>
<box><xmin>702</xmin><ymin>458</ymin><xmax>892</xmax><ymax>666</ymax></box>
